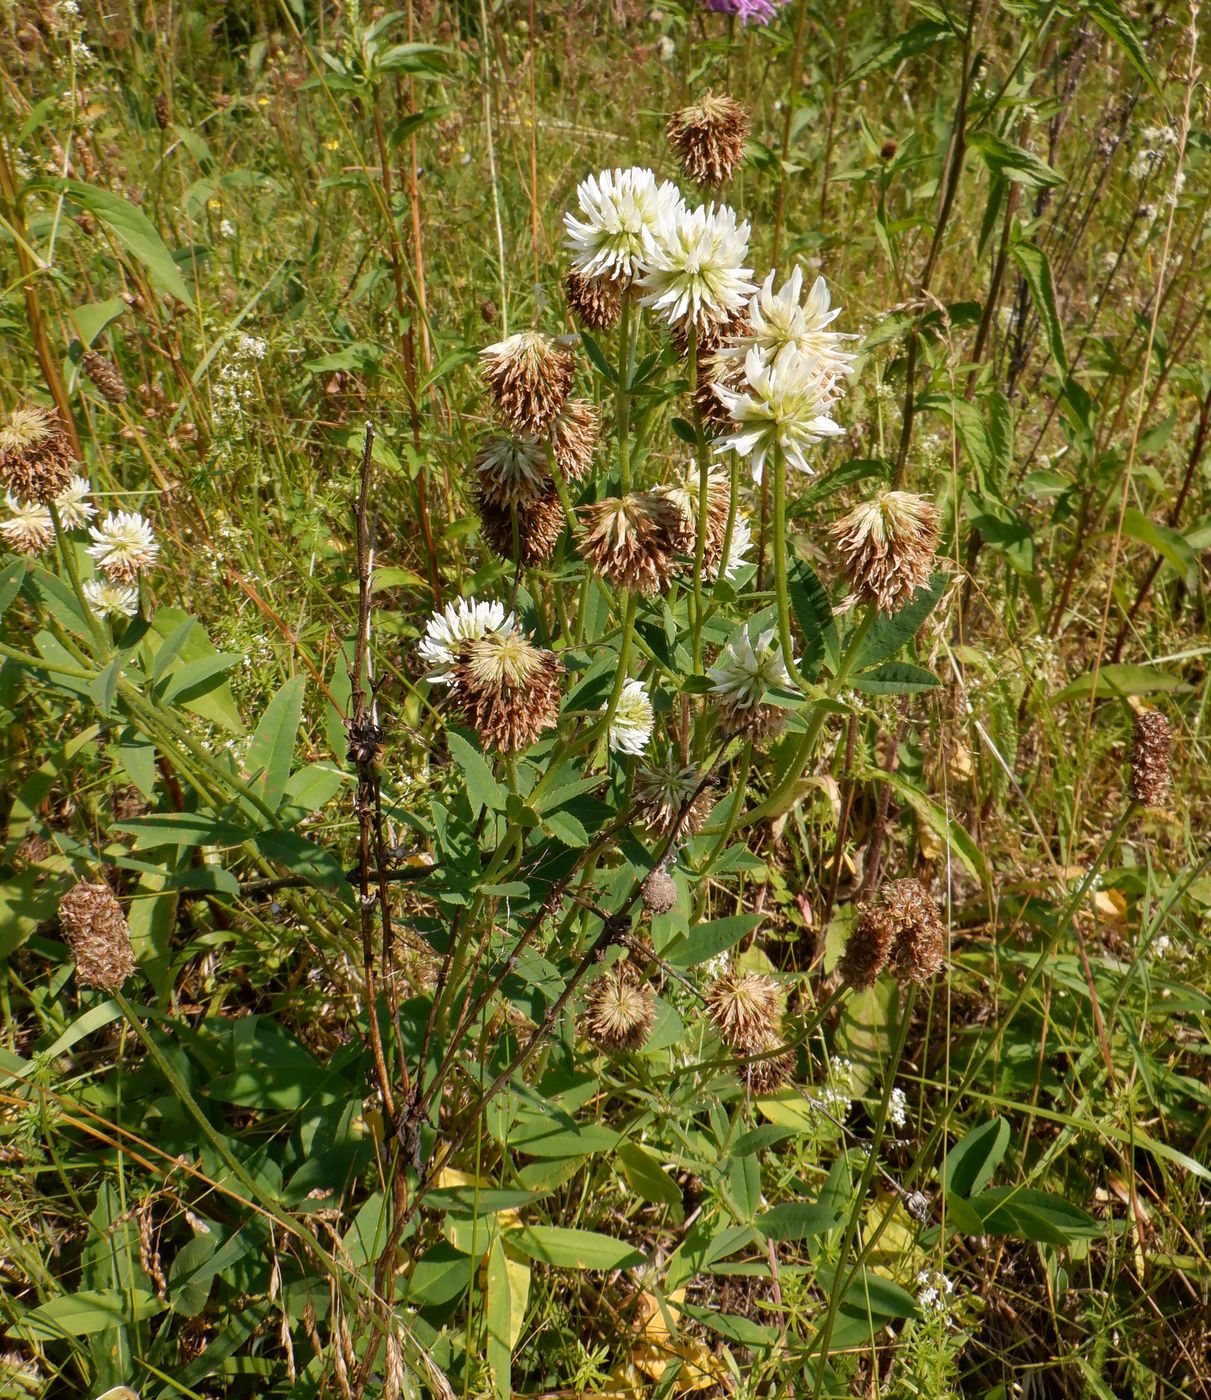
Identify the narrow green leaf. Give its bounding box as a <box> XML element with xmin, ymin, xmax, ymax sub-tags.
<box><xmin>851</xmin><ymin>661</ymin><xmax>940</xmax><ymax>695</ymax></box>
<box><xmin>970</xmin><ymin>132</ymin><xmax>1064</xmax><ymax>190</ymax></box>
<box><xmin>246</xmin><ymin>675</ymin><xmax>306</xmax><ymax>811</ymax></box>
<box><xmin>755</xmin><ymin>1200</ymin><xmax>844</xmax><ymax>1241</ymax></box>
<box><xmin>665</xmin><ymin>913</ymin><xmax>761</xmax><ymax>968</ymax></box>
<box><xmin>854</xmin><ymin>572</ymin><xmax>948</xmax><ymax>671</ymax></box>
<box><xmin>1010</xmin><ymin>239</ymin><xmax>1067</xmax><ymax>376</ymax></box>
<box><xmin>506</xmin><ymin>1226</ymin><xmax>644</xmax><ymax>1271</ymax></box>
<box><xmin>1050</xmin><ymin>664</ymin><xmax>1193</xmax><ymax>704</ymax></box>
<box><xmin>1084</xmin><ymin>0</ymin><xmax>1161</xmax><ymax>96</ymax></box>
<box><xmin>874</xmin><ymin>770</ymin><xmax>988</xmax><ymax>885</ymax></box>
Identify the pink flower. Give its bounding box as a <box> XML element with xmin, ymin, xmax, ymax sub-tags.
<box><xmin>704</xmin><ymin>0</ymin><xmax>789</xmax><ymax>23</ymax></box>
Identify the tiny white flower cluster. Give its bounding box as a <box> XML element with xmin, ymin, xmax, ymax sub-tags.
<box><xmin>889</xmin><ymin>1085</ymin><xmax>909</xmax><ymax>1128</ymax></box>
<box><xmin>916</xmin><ymin>1268</ymin><xmax>955</xmax><ymax>1314</ymax></box>
<box><xmin>213</xmin><ymin>333</ymin><xmax>269</xmax><ymax>422</ymax></box>
<box><xmin>815</xmin><ymin>1056</ymin><xmax>855</xmax><ymax>1119</ymax></box>
<box><xmin>1130</xmin><ymin>123</ymin><xmax>1180</xmax><ymax>180</ymax></box>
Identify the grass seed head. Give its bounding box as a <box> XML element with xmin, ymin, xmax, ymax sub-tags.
<box><xmin>81</xmin><ymin>350</ymin><xmax>129</xmax><ymax>405</ymax></box>
<box><xmin>59</xmin><ymin>881</ymin><xmax>136</xmax><ymax>992</ymax></box>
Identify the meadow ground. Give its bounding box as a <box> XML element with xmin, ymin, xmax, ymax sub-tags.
<box><xmin>0</xmin><ymin>1</ymin><xmax>1209</xmax><ymax>1397</ymax></box>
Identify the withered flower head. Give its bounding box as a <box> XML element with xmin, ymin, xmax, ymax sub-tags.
<box><xmin>81</xmin><ymin>350</ymin><xmax>129</xmax><ymax>405</ymax></box>
<box><xmin>480</xmin><ymin>330</ymin><xmax>575</xmax><ymax>436</ymax></box>
<box><xmin>584</xmin><ymin>965</ymin><xmax>656</xmax><ymax>1052</ymax></box>
<box><xmin>578</xmin><ymin>491</ymin><xmax>681</xmax><ymax>594</ymax></box>
<box><xmin>0</xmin><ymin>497</ymin><xmax>53</xmax><ymax>556</ymax></box>
<box><xmin>1130</xmin><ymin>711</ymin><xmax>1172</xmax><ymax>808</ymax></box>
<box><xmin>695</xmin><ymin>340</ymin><xmax>748</xmax><ymax>433</ymax></box>
<box><xmin>0</xmin><ymin>406</ymin><xmax>78</xmax><ymax>505</ymax></box>
<box><xmin>740</xmin><ymin>1043</ymin><xmax>795</xmax><ymax>1095</ymax></box>
<box><xmin>667</xmin><ymin>93</ymin><xmax>751</xmax><ymax>188</ymax></box>
<box><xmin>550</xmin><ymin>398</ymin><xmax>599</xmax><ymax>483</ymax></box>
<box><xmin>640</xmin><ymin>867</ymin><xmax>678</xmax><ymax>917</ymax></box>
<box><xmin>840</xmin><ymin>878</ymin><xmax>945</xmax><ymax>990</ymax></box>
<box><xmin>565</xmin><ymin>270</ymin><xmax>622</xmax><ymax>331</ymax></box>
<box><xmin>58</xmin><ymin>881</ymin><xmax>136</xmax><ymax>992</ymax></box>
<box><xmin>451</xmin><ymin>628</ymin><xmax>562</xmax><ymax>754</ymax></box>
<box><xmin>474</xmin><ymin>434</ymin><xmax>551</xmax><ymax>509</ymax></box>
<box><xmin>633</xmin><ymin>760</ymin><xmax>714</xmax><ymax>838</ymax></box>
<box><xmin>651</xmin><ymin>462</ymin><xmax>732</xmax><ymax>565</ymax></box>
<box><xmin>830</xmin><ymin>490</ymin><xmax>940</xmax><ymax>615</ymax></box>
<box><xmin>705</xmin><ymin>970</ymin><xmax>783</xmax><ymax>1053</ymax></box>
<box><xmin>476</xmin><ymin>486</ymin><xmax>566</xmax><ymax>566</ymax></box>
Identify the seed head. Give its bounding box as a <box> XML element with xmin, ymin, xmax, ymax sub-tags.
<box><xmin>58</xmin><ymin>881</ymin><xmax>136</xmax><ymax>992</ymax></box>
<box><xmin>451</xmin><ymin>629</ymin><xmax>562</xmax><ymax>754</ymax></box>
<box><xmin>830</xmin><ymin>490</ymin><xmax>940</xmax><ymax>614</ymax></box>
<box><xmin>81</xmin><ymin>350</ymin><xmax>129</xmax><ymax>405</ymax></box>
<box><xmin>480</xmin><ymin>330</ymin><xmax>575</xmax><ymax>436</ymax></box>
<box><xmin>705</xmin><ymin>970</ymin><xmax>783</xmax><ymax>1052</ymax></box>
<box><xmin>640</xmin><ymin>867</ymin><xmax>678</xmax><ymax>916</ymax></box>
<box><xmin>0</xmin><ymin>406</ymin><xmax>78</xmax><ymax>505</ymax></box>
<box><xmin>1130</xmin><ymin>711</ymin><xmax>1172</xmax><ymax>807</ymax></box>
<box><xmin>477</xmin><ymin>487</ymin><xmax>566</xmax><ymax>566</ymax></box>
<box><xmin>740</xmin><ymin>1043</ymin><xmax>795</xmax><ymax>1095</ymax></box>
<box><xmin>666</xmin><ymin>93</ymin><xmax>750</xmax><ymax>188</ymax></box>
<box><xmin>840</xmin><ymin>878</ymin><xmax>945</xmax><ymax>990</ymax></box>
<box><xmin>651</xmin><ymin>462</ymin><xmax>732</xmax><ymax>565</ymax></box>
<box><xmin>549</xmin><ymin>398</ymin><xmax>599</xmax><ymax>483</ymax></box>
<box><xmin>565</xmin><ymin>270</ymin><xmax>622</xmax><ymax>331</ymax></box>
<box><xmin>578</xmin><ymin>492</ymin><xmax>681</xmax><ymax>594</ymax></box>
<box><xmin>584</xmin><ymin>965</ymin><xmax>656</xmax><ymax>1052</ymax></box>
<box><xmin>474</xmin><ymin>434</ymin><xmax>550</xmax><ymax>509</ymax></box>
<box><xmin>633</xmin><ymin>760</ymin><xmax>714</xmax><ymax>838</ymax></box>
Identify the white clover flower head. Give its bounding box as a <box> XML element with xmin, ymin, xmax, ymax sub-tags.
<box><xmin>707</xmin><ymin>625</ymin><xmax>797</xmax><ymax>709</ymax></box>
<box><xmin>219</xmin><ymin>218</ymin><xmax>236</xmax><ymax>240</ymax></box>
<box><xmin>639</xmin><ymin>201</ymin><xmax>756</xmax><ymax>331</ymax></box>
<box><xmin>605</xmin><ymin>678</ymin><xmax>654</xmax><ymax>756</ymax></box>
<box><xmin>564</xmin><ymin>167</ymin><xmax>684</xmax><ymax>284</ymax></box>
<box><xmin>83</xmin><ymin>578</ymin><xmax>139</xmax><ymax>619</ymax></box>
<box><xmin>715</xmin><ymin>346</ymin><xmax>845</xmax><ymax>482</ymax></box>
<box><xmin>418</xmin><ymin>596</ymin><xmax>515</xmax><ymax>684</ymax></box>
<box><xmin>724</xmin><ymin>267</ymin><xmax>857</xmax><ymax>375</ymax></box>
<box><xmin>0</xmin><ymin>495</ymin><xmax>53</xmax><ymax>555</ymax></box>
<box><xmin>54</xmin><ymin>474</ymin><xmax>95</xmax><ymax>528</ymax></box>
<box><xmin>86</xmin><ymin>510</ymin><xmax>159</xmax><ymax>580</ymax></box>
<box><xmin>889</xmin><ymin>1085</ymin><xmax>909</xmax><ymax>1128</ymax></box>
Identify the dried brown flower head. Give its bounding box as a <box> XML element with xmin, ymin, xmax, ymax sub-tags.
<box><xmin>480</xmin><ymin>330</ymin><xmax>574</xmax><ymax>436</ymax></box>
<box><xmin>633</xmin><ymin>761</ymin><xmax>714</xmax><ymax>838</ymax></box>
<box><xmin>640</xmin><ymin>867</ymin><xmax>678</xmax><ymax>917</ymax></box>
<box><xmin>1130</xmin><ymin>711</ymin><xmax>1172</xmax><ymax>807</ymax></box>
<box><xmin>740</xmin><ymin>1043</ymin><xmax>795</xmax><ymax>1095</ymax></box>
<box><xmin>695</xmin><ymin>342</ymin><xmax>747</xmax><ymax>434</ymax></box>
<box><xmin>651</xmin><ymin>463</ymin><xmax>732</xmax><ymax>566</ymax></box>
<box><xmin>474</xmin><ymin>434</ymin><xmax>551</xmax><ymax>509</ymax></box>
<box><xmin>705</xmin><ymin>970</ymin><xmax>783</xmax><ymax>1053</ymax></box>
<box><xmin>477</xmin><ymin>487</ymin><xmax>566</xmax><ymax>566</ymax></box>
<box><xmin>830</xmin><ymin>490</ymin><xmax>940</xmax><ymax>615</ymax></box>
<box><xmin>578</xmin><ymin>492</ymin><xmax>681</xmax><ymax>594</ymax></box>
<box><xmin>565</xmin><ymin>271</ymin><xmax>622</xmax><ymax>332</ymax></box>
<box><xmin>451</xmin><ymin>629</ymin><xmax>562</xmax><ymax>753</ymax></box>
<box><xmin>883</xmin><ymin>878</ymin><xmax>946</xmax><ymax>984</ymax></box>
<box><xmin>550</xmin><ymin>398</ymin><xmax>599</xmax><ymax>484</ymax></box>
<box><xmin>837</xmin><ymin>903</ymin><xmax>895</xmax><ymax>991</ymax></box>
<box><xmin>81</xmin><ymin>350</ymin><xmax>128</xmax><ymax>405</ymax></box>
<box><xmin>584</xmin><ymin>965</ymin><xmax>656</xmax><ymax>1052</ymax></box>
<box><xmin>0</xmin><ymin>406</ymin><xmax>78</xmax><ymax>505</ymax></box>
<box><xmin>59</xmin><ymin>881</ymin><xmax>136</xmax><ymax>992</ymax></box>
<box><xmin>713</xmin><ymin>699</ymin><xmax>787</xmax><ymax>745</ymax></box>
<box><xmin>667</xmin><ymin>93</ymin><xmax>750</xmax><ymax>188</ymax></box>
<box><xmin>840</xmin><ymin>878</ymin><xmax>945</xmax><ymax>990</ymax></box>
